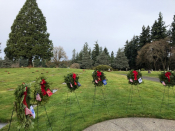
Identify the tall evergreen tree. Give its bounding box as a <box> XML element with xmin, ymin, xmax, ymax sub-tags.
<box><xmin>92</xmin><ymin>41</ymin><xmax>100</xmax><ymax>65</ymax></box>
<box><xmin>99</xmin><ymin>47</ymin><xmax>103</xmax><ymax>54</ymax></box>
<box><xmin>72</xmin><ymin>49</ymin><xmax>76</xmax><ymax>63</ymax></box>
<box><xmin>94</xmin><ymin>51</ymin><xmax>109</xmax><ymax>66</ymax></box>
<box><xmin>170</xmin><ymin>15</ymin><xmax>175</xmax><ymax>46</ymax></box>
<box><xmin>139</xmin><ymin>25</ymin><xmax>151</xmax><ymax>49</ymax></box>
<box><xmin>4</xmin><ymin>0</ymin><xmax>53</xmax><ymax>67</ymax></box>
<box><xmin>151</xmin><ymin>12</ymin><xmax>167</xmax><ymax>41</ymax></box>
<box><xmin>110</xmin><ymin>51</ymin><xmax>114</xmax><ymax>65</ymax></box>
<box><xmin>124</xmin><ymin>36</ymin><xmax>139</xmax><ymax>69</ymax></box>
<box><xmin>112</xmin><ymin>48</ymin><xmax>129</xmax><ymax>70</ymax></box>
<box><xmin>103</xmin><ymin>47</ymin><xmax>109</xmax><ymax>56</ymax></box>
<box><xmin>81</xmin><ymin>52</ymin><xmax>92</xmax><ymax>69</ymax></box>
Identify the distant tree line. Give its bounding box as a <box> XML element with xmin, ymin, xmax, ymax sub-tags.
<box><xmin>124</xmin><ymin>12</ymin><xmax>175</xmax><ymax>70</ymax></box>
<box><xmin>71</xmin><ymin>41</ymin><xmax>129</xmax><ymax>70</ymax></box>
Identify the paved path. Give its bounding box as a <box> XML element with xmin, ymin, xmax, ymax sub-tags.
<box><xmin>83</xmin><ymin>117</ymin><xmax>175</xmax><ymax>131</ymax></box>
<box><xmin>0</xmin><ymin>123</ymin><xmax>7</xmax><ymax>129</ymax></box>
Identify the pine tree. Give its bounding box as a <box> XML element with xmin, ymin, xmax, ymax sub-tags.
<box><xmin>19</xmin><ymin>57</ymin><xmax>28</xmax><ymax>67</ymax></box>
<box><xmin>92</xmin><ymin>41</ymin><xmax>100</xmax><ymax>65</ymax></box>
<box><xmin>151</xmin><ymin>12</ymin><xmax>167</xmax><ymax>41</ymax></box>
<box><xmin>171</xmin><ymin>15</ymin><xmax>175</xmax><ymax>46</ymax></box>
<box><xmin>4</xmin><ymin>0</ymin><xmax>53</xmax><ymax>67</ymax></box>
<box><xmin>2</xmin><ymin>56</ymin><xmax>12</xmax><ymax>68</ymax></box>
<box><xmin>113</xmin><ymin>48</ymin><xmax>129</xmax><ymax>70</ymax></box>
<box><xmin>72</xmin><ymin>49</ymin><xmax>76</xmax><ymax>63</ymax></box>
<box><xmin>81</xmin><ymin>52</ymin><xmax>92</xmax><ymax>69</ymax></box>
<box><xmin>103</xmin><ymin>47</ymin><xmax>109</xmax><ymax>56</ymax></box>
<box><xmin>94</xmin><ymin>51</ymin><xmax>109</xmax><ymax>66</ymax></box>
<box><xmin>110</xmin><ymin>51</ymin><xmax>114</xmax><ymax>63</ymax></box>
<box><xmin>139</xmin><ymin>25</ymin><xmax>151</xmax><ymax>50</ymax></box>
<box><xmin>124</xmin><ymin>36</ymin><xmax>139</xmax><ymax>69</ymax></box>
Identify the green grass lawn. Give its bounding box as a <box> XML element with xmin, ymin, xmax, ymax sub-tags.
<box><xmin>0</xmin><ymin>68</ymin><xmax>175</xmax><ymax>131</ymax></box>
<box><xmin>114</xmin><ymin>70</ymin><xmax>162</xmax><ymax>78</ymax></box>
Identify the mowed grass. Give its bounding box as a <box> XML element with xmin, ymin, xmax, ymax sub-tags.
<box><xmin>0</xmin><ymin>68</ymin><xmax>175</xmax><ymax>131</ymax></box>
<box><xmin>114</xmin><ymin>70</ymin><xmax>162</xmax><ymax>78</ymax></box>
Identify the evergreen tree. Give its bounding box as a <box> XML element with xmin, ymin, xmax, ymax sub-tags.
<box><xmin>94</xmin><ymin>51</ymin><xmax>109</xmax><ymax>66</ymax></box>
<box><xmin>112</xmin><ymin>48</ymin><xmax>129</xmax><ymax>70</ymax></box>
<box><xmin>151</xmin><ymin>12</ymin><xmax>167</xmax><ymax>41</ymax></box>
<box><xmin>99</xmin><ymin>47</ymin><xmax>103</xmax><ymax>54</ymax></box>
<box><xmin>4</xmin><ymin>0</ymin><xmax>53</xmax><ymax>67</ymax></box>
<box><xmin>124</xmin><ymin>36</ymin><xmax>139</xmax><ymax>69</ymax></box>
<box><xmin>2</xmin><ymin>56</ymin><xmax>12</xmax><ymax>68</ymax></box>
<box><xmin>81</xmin><ymin>52</ymin><xmax>92</xmax><ymax>69</ymax></box>
<box><xmin>72</xmin><ymin>49</ymin><xmax>76</xmax><ymax>63</ymax></box>
<box><xmin>75</xmin><ymin>52</ymin><xmax>79</xmax><ymax>63</ymax></box>
<box><xmin>170</xmin><ymin>15</ymin><xmax>175</xmax><ymax>46</ymax></box>
<box><xmin>103</xmin><ymin>47</ymin><xmax>109</xmax><ymax>56</ymax></box>
<box><xmin>33</xmin><ymin>58</ymin><xmax>41</xmax><ymax>67</ymax></box>
<box><xmin>78</xmin><ymin>51</ymin><xmax>83</xmax><ymax>64</ymax></box>
<box><xmin>110</xmin><ymin>51</ymin><xmax>114</xmax><ymax>65</ymax></box>
<box><xmin>92</xmin><ymin>41</ymin><xmax>100</xmax><ymax>65</ymax></box>
<box><xmin>19</xmin><ymin>57</ymin><xmax>28</xmax><ymax>67</ymax></box>
<box><xmin>139</xmin><ymin>25</ymin><xmax>151</xmax><ymax>49</ymax></box>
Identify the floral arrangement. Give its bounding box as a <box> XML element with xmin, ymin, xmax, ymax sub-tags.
<box><xmin>159</xmin><ymin>71</ymin><xmax>175</xmax><ymax>87</ymax></box>
<box><xmin>14</xmin><ymin>83</ymin><xmax>34</xmax><ymax>129</ymax></box>
<box><xmin>127</xmin><ymin>70</ymin><xmax>143</xmax><ymax>85</ymax></box>
<box><xmin>33</xmin><ymin>76</ymin><xmax>53</xmax><ymax>104</ymax></box>
<box><xmin>92</xmin><ymin>70</ymin><xmax>107</xmax><ymax>86</ymax></box>
<box><xmin>64</xmin><ymin>73</ymin><xmax>81</xmax><ymax>92</ymax></box>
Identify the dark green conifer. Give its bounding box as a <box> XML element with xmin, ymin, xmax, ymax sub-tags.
<box><xmin>4</xmin><ymin>0</ymin><xmax>53</xmax><ymax>67</ymax></box>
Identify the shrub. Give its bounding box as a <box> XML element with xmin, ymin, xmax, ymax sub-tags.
<box><xmin>141</xmin><ymin>68</ymin><xmax>145</xmax><ymax>71</ymax></box>
<box><xmin>70</xmin><ymin>63</ymin><xmax>80</xmax><ymax>69</ymax></box>
<box><xmin>93</xmin><ymin>65</ymin><xmax>113</xmax><ymax>71</ymax></box>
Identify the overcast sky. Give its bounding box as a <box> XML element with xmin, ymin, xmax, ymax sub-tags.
<box><xmin>0</xmin><ymin>0</ymin><xmax>175</xmax><ymax>60</ymax></box>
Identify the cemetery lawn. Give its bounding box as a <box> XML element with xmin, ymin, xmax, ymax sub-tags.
<box><xmin>114</xmin><ymin>71</ymin><xmax>162</xmax><ymax>78</ymax></box>
<box><xmin>0</xmin><ymin>68</ymin><xmax>175</xmax><ymax>131</ymax></box>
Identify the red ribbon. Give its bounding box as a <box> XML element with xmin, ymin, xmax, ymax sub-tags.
<box><xmin>165</xmin><ymin>72</ymin><xmax>171</xmax><ymax>82</ymax></box>
<box><xmin>72</xmin><ymin>73</ymin><xmax>77</xmax><ymax>85</ymax></box>
<box><xmin>132</xmin><ymin>70</ymin><xmax>138</xmax><ymax>80</ymax></box>
<box><xmin>97</xmin><ymin>71</ymin><xmax>102</xmax><ymax>81</ymax></box>
<box><xmin>23</xmin><ymin>87</ymin><xmax>28</xmax><ymax>107</ymax></box>
<box><xmin>23</xmin><ymin>87</ymin><xmax>32</xmax><ymax>116</ymax></box>
<box><xmin>41</xmin><ymin>79</ymin><xmax>47</xmax><ymax>96</ymax></box>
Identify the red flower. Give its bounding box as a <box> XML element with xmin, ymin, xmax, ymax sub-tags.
<box><xmin>165</xmin><ymin>72</ymin><xmax>171</xmax><ymax>82</ymax></box>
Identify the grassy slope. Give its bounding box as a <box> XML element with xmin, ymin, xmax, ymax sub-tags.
<box><xmin>0</xmin><ymin>68</ymin><xmax>175</xmax><ymax>131</ymax></box>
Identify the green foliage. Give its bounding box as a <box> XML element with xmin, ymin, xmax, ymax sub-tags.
<box><xmin>92</xmin><ymin>41</ymin><xmax>100</xmax><ymax>65</ymax></box>
<box><xmin>4</xmin><ymin>0</ymin><xmax>53</xmax><ymax>66</ymax></box>
<box><xmin>92</xmin><ymin>70</ymin><xmax>106</xmax><ymax>86</ymax></box>
<box><xmin>139</xmin><ymin>25</ymin><xmax>151</xmax><ymax>50</ymax></box>
<box><xmin>94</xmin><ymin>51</ymin><xmax>109</xmax><ymax>66</ymax></box>
<box><xmin>124</xmin><ymin>36</ymin><xmax>139</xmax><ymax>69</ymax></box>
<box><xmin>170</xmin><ymin>15</ymin><xmax>175</xmax><ymax>46</ymax></box>
<box><xmin>1</xmin><ymin>56</ymin><xmax>12</xmax><ymax>68</ymax></box>
<box><xmin>158</xmin><ymin>71</ymin><xmax>175</xmax><ymax>87</ymax></box>
<box><xmin>33</xmin><ymin>76</ymin><xmax>52</xmax><ymax>104</ymax></box>
<box><xmin>127</xmin><ymin>70</ymin><xmax>143</xmax><ymax>85</ymax></box>
<box><xmin>64</xmin><ymin>73</ymin><xmax>80</xmax><ymax>92</ymax></box>
<box><xmin>151</xmin><ymin>12</ymin><xmax>167</xmax><ymax>41</ymax></box>
<box><xmin>93</xmin><ymin>65</ymin><xmax>113</xmax><ymax>71</ymax></box>
<box><xmin>14</xmin><ymin>83</ymin><xmax>33</xmax><ymax>129</ymax></box>
<box><xmin>141</xmin><ymin>68</ymin><xmax>145</xmax><ymax>71</ymax></box>
<box><xmin>112</xmin><ymin>48</ymin><xmax>129</xmax><ymax>70</ymax></box>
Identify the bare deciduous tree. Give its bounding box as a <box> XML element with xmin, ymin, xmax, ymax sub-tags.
<box><xmin>52</xmin><ymin>46</ymin><xmax>68</xmax><ymax>67</ymax></box>
<box><xmin>137</xmin><ymin>38</ymin><xmax>175</xmax><ymax>70</ymax></box>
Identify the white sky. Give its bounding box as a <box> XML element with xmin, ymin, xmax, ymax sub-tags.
<box><xmin>0</xmin><ymin>0</ymin><xmax>175</xmax><ymax>60</ymax></box>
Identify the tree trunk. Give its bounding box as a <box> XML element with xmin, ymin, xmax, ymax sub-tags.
<box><xmin>28</xmin><ymin>57</ymin><xmax>33</xmax><ymax>67</ymax></box>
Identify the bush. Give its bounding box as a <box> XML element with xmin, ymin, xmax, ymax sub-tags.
<box><xmin>70</xmin><ymin>63</ymin><xmax>80</xmax><ymax>69</ymax></box>
<box><xmin>93</xmin><ymin>65</ymin><xmax>113</xmax><ymax>71</ymax></box>
<box><xmin>141</xmin><ymin>68</ymin><xmax>145</xmax><ymax>71</ymax></box>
